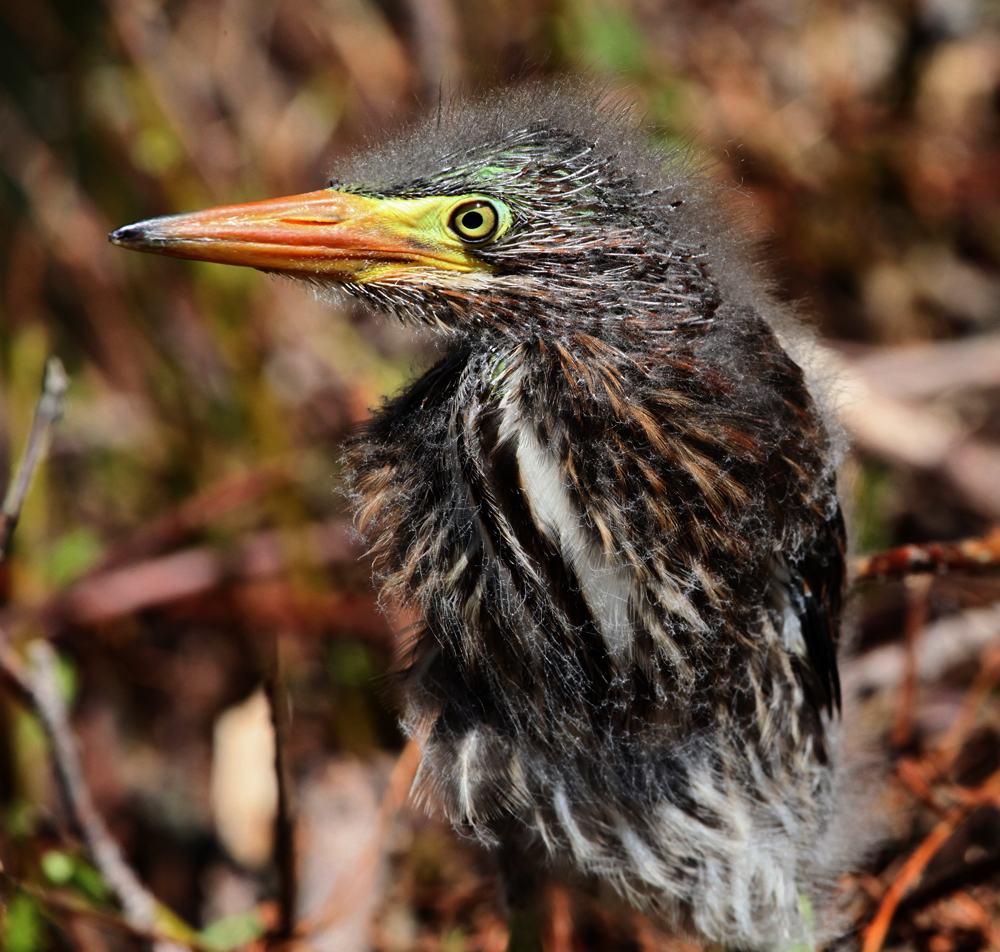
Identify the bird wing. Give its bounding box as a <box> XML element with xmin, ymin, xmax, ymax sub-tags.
<box><xmin>784</xmin><ymin>494</ymin><xmax>845</xmax><ymax>717</ymax></box>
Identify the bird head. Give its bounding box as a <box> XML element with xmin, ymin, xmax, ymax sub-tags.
<box><xmin>110</xmin><ymin>88</ymin><xmax>721</xmax><ymax>335</ymax></box>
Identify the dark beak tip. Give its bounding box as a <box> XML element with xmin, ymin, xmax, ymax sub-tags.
<box><xmin>109</xmin><ymin>223</ymin><xmax>147</xmax><ymax>248</ymax></box>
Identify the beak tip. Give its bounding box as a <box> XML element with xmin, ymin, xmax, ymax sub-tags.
<box><xmin>109</xmin><ymin>222</ymin><xmax>150</xmax><ymax>249</ymax></box>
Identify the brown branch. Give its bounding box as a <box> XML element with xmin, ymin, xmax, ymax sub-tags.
<box><xmin>852</xmin><ymin>527</ymin><xmax>1000</xmax><ymax>583</ymax></box>
<box><xmin>265</xmin><ymin>637</ymin><xmax>297</xmax><ymax>941</ymax></box>
<box><xmin>891</xmin><ymin>575</ymin><xmax>932</xmax><ymax>751</ymax></box>
<box><xmin>0</xmin><ymin>461</ymin><xmax>308</xmax><ymax>634</ymax></box>
<box><xmin>894</xmin><ymin>757</ymin><xmax>946</xmax><ymax>815</ymax></box>
<box><xmin>0</xmin><ymin>356</ymin><xmax>68</xmax><ymax>561</ymax></box>
<box><xmin>862</xmin><ymin>767</ymin><xmax>1000</xmax><ymax>952</ymax></box>
<box><xmin>897</xmin><ymin>854</ymin><xmax>1000</xmax><ymax>922</ymax></box>
<box><xmin>42</xmin><ymin>518</ymin><xmax>370</xmax><ymax>629</ymax></box>
<box><xmin>934</xmin><ymin>641</ymin><xmax>1000</xmax><ymax>771</ymax></box>
<box><xmin>861</xmin><ymin>805</ymin><xmax>966</xmax><ymax>952</ymax></box>
<box><xmin>843</xmin><ymin>602</ymin><xmax>1000</xmax><ymax>702</ymax></box>
<box><xmin>544</xmin><ymin>885</ymin><xmax>573</xmax><ymax>952</ymax></box>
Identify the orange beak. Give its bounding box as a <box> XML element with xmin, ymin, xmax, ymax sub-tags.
<box><xmin>109</xmin><ymin>189</ymin><xmax>488</xmax><ymax>282</ymax></box>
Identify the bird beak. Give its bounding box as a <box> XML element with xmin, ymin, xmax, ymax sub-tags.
<box><xmin>109</xmin><ymin>189</ymin><xmax>488</xmax><ymax>281</ymax></box>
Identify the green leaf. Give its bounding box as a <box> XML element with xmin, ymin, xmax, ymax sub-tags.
<box><xmin>40</xmin><ymin>850</ymin><xmax>112</xmax><ymax>902</ymax></box>
<box><xmin>44</xmin><ymin>527</ymin><xmax>105</xmax><ymax>587</ymax></box>
<box><xmin>71</xmin><ymin>862</ymin><xmax>112</xmax><ymax>903</ymax></box>
<box><xmin>198</xmin><ymin>910</ymin><xmax>267</xmax><ymax>951</ymax></box>
<box><xmin>2</xmin><ymin>892</ymin><xmax>43</xmax><ymax>952</ymax></box>
<box><xmin>41</xmin><ymin>850</ymin><xmax>75</xmax><ymax>885</ymax></box>
<box><xmin>53</xmin><ymin>652</ymin><xmax>78</xmax><ymax>708</ymax></box>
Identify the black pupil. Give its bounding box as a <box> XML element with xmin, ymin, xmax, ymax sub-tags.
<box><xmin>462</xmin><ymin>211</ymin><xmax>484</xmax><ymax>231</ymax></box>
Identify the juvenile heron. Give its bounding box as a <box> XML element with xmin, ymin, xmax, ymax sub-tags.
<box><xmin>111</xmin><ymin>86</ymin><xmax>845</xmax><ymax>951</ymax></box>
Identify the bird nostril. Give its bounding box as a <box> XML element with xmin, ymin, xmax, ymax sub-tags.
<box><xmin>281</xmin><ymin>216</ymin><xmax>348</xmax><ymax>226</ymax></box>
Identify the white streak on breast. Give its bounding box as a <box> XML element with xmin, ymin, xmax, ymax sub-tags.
<box><xmin>490</xmin><ymin>358</ymin><xmax>709</xmax><ymax>664</ymax></box>
<box><xmin>514</xmin><ymin>425</ymin><xmax>637</xmax><ymax>660</ymax></box>
<box><xmin>457</xmin><ymin>729</ymin><xmax>479</xmax><ymax>821</ymax></box>
<box><xmin>553</xmin><ymin>783</ymin><xmax>598</xmax><ymax>862</ymax></box>
<box><xmin>615</xmin><ymin>815</ymin><xmax>674</xmax><ymax>891</ymax></box>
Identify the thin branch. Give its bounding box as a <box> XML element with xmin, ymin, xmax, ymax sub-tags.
<box><xmin>26</xmin><ymin>641</ymin><xmax>188</xmax><ymax>950</ymax></box>
<box><xmin>544</xmin><ymin>885</ymin><xmax>573</xmax><ymax>952</ymax></box>
<box><xmin>1</xmin><ymin>356</ymin><xmax>68</xmax><ymax>561</ymax></box>
<box><xmin>25</xmin><ymin>641</ymin><xmax>156</xmax><ymax>926</ymax></box>
<box><xmin>0</xmin><ymin>632</ymin><xmax>191</xmax><ymax>952</ymax></box>
<box><xmin>852</xmin><ymin>527</ymin><xmax>1000</xmax><ymax>583</ymax></box>
<box><xmin>890</xmin><ymin>575</ymin><xmax>932</xmax><ymax>751</ymax></box>
<box><xmin>934</xmin><ymin>641</ymin><xmax>1000</xmax><ymax>771</ymax></box>
<box><xmin>898</xmin><ymin>853</ymin><xmax>1000</xmax><ymax>921</ymax></box>
<box><xmin>862</xmin><ymin>767</ymin><xmax>1000</xmax><ymax>952</ymax></box>
<box><xmin>894</xmin><ymin>757</ymin><xmax>946</xmax><ymax>815</ymax></box>
<box><xmin>265</xmin><ymin>636</ymin><xmax>297</xmax><ymax>941</ymax></box>
<box><xmin>861</xmin><ymin>805</ymin><xmax>965</xmax><ymax>952</ymax></box>
<box><xmin>46</xmin><ymin>518</ymin><xmax>369</xmax><ymax>628</ymax></box>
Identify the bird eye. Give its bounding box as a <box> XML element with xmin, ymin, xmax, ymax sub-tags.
<box><xmin>449</xmin><ymin>200</ymin><xmax>499</xmax><ymax>244</ymax></box>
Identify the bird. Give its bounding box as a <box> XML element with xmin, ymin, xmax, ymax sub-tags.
<box><xmin>110</xmin><ymin>84</ymin><xmax>846</xmax><ymax>952</ymax></box>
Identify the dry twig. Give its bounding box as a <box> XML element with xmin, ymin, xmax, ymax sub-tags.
<box><xmin>844</xmin><ymin>602</ymin><xmax>1000</xmax><ymax>700</ymax></box>
<box><xmin>862</xmin><ymin>805</ymin><xmax>966</xmax><ymax>952</ymax></box>
<box><xmin>853</xmin><ymin>528</ymin><xmax>1000</xmax><ymax>583</ymax></box>
<box><xmin>935</xmin><ymin>641</ymin><xmax>1000</xmax><ymax>771</ymax></box>
<box><xmin>48</xmin><ymin>519</ymin><xmax>369</xmax><ymax>628</ymax></box>
<box><xmin>265</xmin><ymin>638</ymin><xmax>297</xmax><ymax>942</ymax></box>
<box><xmin>891</xmin><ymin>575</ymin><xmax>933</xmax><ymax>750</ymax></box>
<box><xmin>0</xmin><ymin>356</ymin><xmax>68</xmax><ymax>561</ymax></box>
<box><xmin>0</xmin><ymin>356</ymin><xmax>193</xmax><ymax>946</ymax></box>
<box><xmin>0</xmin><ymin>372</ymin><xmax>189</xmax><ymax>947</ymax></box>
<box><xmin>862</xmin><ymin>768</ymin><xmax>1000</xmax><ymax>952</ymax></box>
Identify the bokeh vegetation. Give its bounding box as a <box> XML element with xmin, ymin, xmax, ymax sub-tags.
<box><xmin>1</xmin><ymin>0</ymin><xmax>1000</xmax><ymax>950</ymax></box>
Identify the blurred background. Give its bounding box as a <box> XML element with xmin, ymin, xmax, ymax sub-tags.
<box><xmin>1</xmin><ymin>0</ymin><xmax>1000</xmax><ymax>950</ymax></box>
